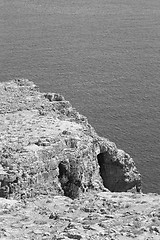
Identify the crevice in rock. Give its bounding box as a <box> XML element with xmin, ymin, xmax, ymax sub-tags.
<box><xmin>58</xmin><ymin>161</ymin><xmax>80</xmax><ymax>199</ymax></box>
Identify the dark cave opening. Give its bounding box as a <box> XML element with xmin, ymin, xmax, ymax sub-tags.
<box><xmin>97</xmin><ymin>152</ymin><xmax>122</xmax><ymax>192</ymax></box>
<box><xmin>97</xmin><ymin>152</ymin><xmax>141</xmax><ymax>193</ymax></box>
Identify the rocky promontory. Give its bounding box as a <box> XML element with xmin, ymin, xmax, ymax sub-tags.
<box><xmin>0</xmin><ymin>79</ymin><xmax>141</xmax><ymax>199</ymax></box>
<box><xmin>3</xmin><ymin>79</ymin><xmax>160</xmax><ymax>240</ymax></box>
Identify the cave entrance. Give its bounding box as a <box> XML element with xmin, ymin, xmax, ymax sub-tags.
<box><xmin>97</xmin><ymin>152</ymin><xmax>120</xmax><ymax>192</ymax></box>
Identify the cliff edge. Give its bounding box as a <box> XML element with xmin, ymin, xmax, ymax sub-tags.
<box><xmin>0</xmin><ymin>79</ymin><xmax>141</xmax><ymax>199</ymax></box>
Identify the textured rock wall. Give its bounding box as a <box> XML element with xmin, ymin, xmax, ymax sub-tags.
<box><xmin>0</xmin><ymin>79</ymin><xmax>141</xmax><ymax>199</ymax></box>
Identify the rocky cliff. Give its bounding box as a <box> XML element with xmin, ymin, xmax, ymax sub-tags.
<box><xmin>0</xmin><ymin>79</ymin><xmax>141</xmax><ymax>199</ymax></box>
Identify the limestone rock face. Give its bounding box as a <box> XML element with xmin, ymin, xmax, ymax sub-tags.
<box><xmin>0</xmin><ymin>79</ymin><xmax>141</xmax><ymax>199</ymax></box>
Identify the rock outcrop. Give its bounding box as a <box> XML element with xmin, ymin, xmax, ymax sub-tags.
<box><xmin>0</xmin><ymin>79</ymin><xmax>141</xmax><ymax>199</ymax></box>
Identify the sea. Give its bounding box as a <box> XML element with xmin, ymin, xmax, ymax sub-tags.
<box><xmin>0</xmin><ymin>0</ymin><xmax>160</xmax><ymax>193</ymax></box>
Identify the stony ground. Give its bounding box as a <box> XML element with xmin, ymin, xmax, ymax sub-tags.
<box><xmin>1</xmin><ymin>191</ymin><xmax>160</xmax><ymax>240</ymax></box>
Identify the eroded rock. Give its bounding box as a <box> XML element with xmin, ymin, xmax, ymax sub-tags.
<box><xmin>0</xmin><ymin>79</ymin><xmax>141</xmax><ymax>199</ymax></box>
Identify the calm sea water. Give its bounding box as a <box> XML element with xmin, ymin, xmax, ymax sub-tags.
<box><xmin>0</xmin><ymin>0</ymin><xmax>160</xmax><ymax>193</ymax></box>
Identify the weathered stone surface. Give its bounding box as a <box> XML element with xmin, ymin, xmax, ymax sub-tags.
<box><xmin>0</xmin><ymin>79</ymin><xmax>141</xmax><ymax>199</ymax></box>
<box><xmin>1</xmin><ymin>192</ymin><xmax>160</xmax><ymax>239</ymax></box>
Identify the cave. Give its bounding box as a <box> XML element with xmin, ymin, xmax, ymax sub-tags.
<box><xmin>97</xmin><ymin>152</ymin><xmax>125</xmax><ymax>192</ymax></box>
